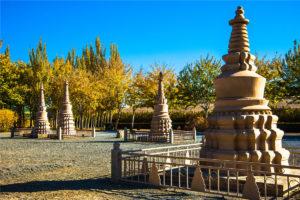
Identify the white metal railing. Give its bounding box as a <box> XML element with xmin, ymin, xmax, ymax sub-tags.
<box><xmin>112</xmin><ymin>143</ymin><xmax>300</xmax><ymax>199</ymax></box>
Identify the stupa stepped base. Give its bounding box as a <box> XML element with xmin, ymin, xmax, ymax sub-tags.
<box><xmin>34</xmin><ymin>121</ymin><xmax>51</xmax><ymax>134</ymax></box>
<box><xmin>200</xmin><ymin>149</ymin><xmax>290</xmax><ymax>173</ymax></box>
<box><xmin>59</xmin><ymin>114</ymin><xmax>76</xmax><ymax>136</ymax></box>
<box><xmin>201</xmin><ymin>112</ymin><xmax>290</xmax><ymax>172</ymax></box>
<box><xmin>151</xmin><ymin>117</ymin><xmax>172</xmax><ymax>135</ymax></box>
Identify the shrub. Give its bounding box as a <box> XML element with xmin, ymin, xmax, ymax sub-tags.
<box><xmin>272</xmin><ymin>107</ymin><xmax>300</xmax><ymax>122</ymax></box>
<box><xmin>186</xmin><ymin>115</ymin><xmax>208</xmax><ymax>131</ymax></box>
<box><xmin>0</xmin><ymin>109</ymin><xmax>17</xmax><ymax>131</ymax></box>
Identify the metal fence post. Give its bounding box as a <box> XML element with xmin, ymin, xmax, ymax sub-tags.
<box><xmin>193</xmin><ymin>127</ymin><xmax>197</xmax><ymax>142</ymax></box>
<box><xmin>169</xmin><ymin>129</ymin><xmax>174</xmax><ymax>144</ymax></box>
<box><xmin>58</xmin><ymin>126</ymin><xmax>62</xmax><ymax>140</ymax></box>
<box><xmin>124</xmin><ymin>127</ymin><xmax>128</xmax><ymax>142</ymax></box>
<box><xmin>111</xmin><ymin>142</ymin><xmax>122</xmax><ymax>183</ymax></box>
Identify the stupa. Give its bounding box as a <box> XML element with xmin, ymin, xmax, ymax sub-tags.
<box><xmin>200</xmin><ymin>6</ymin><xmax>290</xmax><ymax>172</ymax></box>
<box><xmin>33</xmin><ymin>82</ymin><xmax>50</xmax><ymax>137</ymax></box>
<box><xmin>149</xmin><ymin>72</ymin><xmax>172</xmax><ymax>141</ymax></box>
<box><xmin>58</xmin><ymin>80</ymin><xmax>76</xmax><ymax>136</ymax></box>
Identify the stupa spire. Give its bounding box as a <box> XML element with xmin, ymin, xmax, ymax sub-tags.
<box><xmin>228</xmin><ymin>6</ymin><xmax>250</xmax><ymax>53</ymax></box>
<box><xmin>63</xmin><ymin>79</ymin><xmax>70</xmax><ymax>103</ymax></box>
<box><xmin>39</xmin><ymin>82</ymin><xmax>46</xmax><ymax>109</ymax></box>
<box><xmin>155</xmin><ymin>72</ymin><xmax>166</xmax><ymax>104</ymax></box>
<box><xmin>222</xmin><ymin>6</ymin><xmax>256</xmax><ymax>73</ymax></box>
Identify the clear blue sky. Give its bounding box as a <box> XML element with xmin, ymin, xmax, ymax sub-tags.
<box><xmin>1</xmin><ymin>1</ymin><xmax>299</xmax><ymax>73</ymax></box>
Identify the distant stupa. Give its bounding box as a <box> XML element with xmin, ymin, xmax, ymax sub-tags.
<box><xmin>150</xmin><ymin>72</ymin><xmax>172</xmax><ymax>141</ymax></box>
<box><xmin>200</xmin><ymin>6</ymin><xmax>290</xmax><ymax>172</ymax></box>
<box><xmin>33</xmin><ymin>82</ymin><xmax>50</xmax><ymax>137</ymax></box>
<box><xmin>58</xmin><ymin>80</ymin><xmax>76</xmax><ymax>136</ymax></box>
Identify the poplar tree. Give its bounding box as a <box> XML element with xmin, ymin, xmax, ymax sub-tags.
<box><xmin>27</xmin><ymin>38</ymin><xmax>51</xmax><ymax>126</ymax></box>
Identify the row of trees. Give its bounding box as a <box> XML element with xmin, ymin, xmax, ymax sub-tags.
<box><xmin>0</xmin><ymin>38</ymin><xmax>299</xmax><ymax>129</ymax></box>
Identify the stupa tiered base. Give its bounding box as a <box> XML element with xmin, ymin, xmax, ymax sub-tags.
<box><xmin>201</xmin><ymin>111</ymin><xmax>290</xmax><ymax>172</ymax></box>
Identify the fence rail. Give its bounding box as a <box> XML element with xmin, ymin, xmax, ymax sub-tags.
<box><xmin>112</xmin><ymin>143</ymin><xmax>300</xmax><ymax>199</ymax></box>
<box><xmin>125</xmin><ymin>128</ymin><xmax>197</xmax><ymax>143</ymax></box>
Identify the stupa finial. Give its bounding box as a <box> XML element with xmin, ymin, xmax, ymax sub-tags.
<box><xmin>221</xmin><ymin>6</ymin><xmax>256</xmax><ymax>72</ymax></box>
<box><xmin>63</xmin><ymin>79</ymin><xmax>70</xmax><ymax>103</ymax></box>
<box><xmin>39</xmin><ymin>81</ymin><xmax>45</xmax><ymax>108</ymax></box>
<box><xmin>156</xmin><ymin>72</ymin><xmax>165</xmax><ymax>104</ymax></box>
<box><xmin>228</xmin><ymin>6</ymin><xmax>250</xmax><ymax>53</ymax></box>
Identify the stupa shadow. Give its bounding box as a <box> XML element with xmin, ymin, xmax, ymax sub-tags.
<box><xmin>1</xmin><ymin>178</ymin><xmax>226</xmax><ymax>199</ymax></box>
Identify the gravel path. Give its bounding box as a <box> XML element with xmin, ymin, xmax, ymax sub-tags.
<box><xmin>0</xmin><ymin>132</ymin><xmax>224</xmax><ymax>200</ymax></box>
<box><xmin>0</xmin><ymin>132</ymin><xmax>299</xmax><ymax>199</ymax></box>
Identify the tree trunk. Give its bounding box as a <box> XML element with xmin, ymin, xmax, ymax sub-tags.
<box><xmin>80</xmin><ymin>114</ymin><xmax>83</xmax><ymax>130</ymax></box>
<box><xmin>115</xmin><ymin>108</ymin><xmax>121</xmax><ymax>130</ymax></box>
<box><xmin>100</xmin><ymin>112</ymin><xmax>104</xmax><ymax>128</ymax></box>
<box><xmin>103</xmin><ymin>113</ymin><xmax>106</xmax><ymax>125</ymax></box>
<box><xmin>202</xmin><ymin>102</ymin><xmax>210</xmax><ymax>119</ymax></box>
<box><xmin>56</xmin><ymin>110</ymin><xmax>58</xmax><ymax>129</ymax></box>
<box><xmin>110</xmin><ymin>112</ymin><xmax>113</xmax><ymax>123</ymax></box>
<box><xmin>30</xmin><ymin>110</ymin><xmax>33</xmax><ymax>128</ymax></box>
<box><xmin>98</xmin><ymin>111</ymin><xmax>101</xmax><ymax>128</ymax></box>
<box><xmin>131</xmin><ymin>107</ymin><xmax>136</xmax><ymax>130</ymax></box>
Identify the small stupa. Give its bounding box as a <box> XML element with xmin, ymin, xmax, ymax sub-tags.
<box><xmin>150</xmin><ymin>72</ymin><xmax>172</xmax><ymax>141</ymax></box>
<box><xmin>200</xmin><ymin>6</ymin><xmax>289</xmax><ymax>172</ymax></box>
<box><xmin>58</xmin><ymin>80</ymin><xmax>76</xmax><ymax>136</ymax></box>
<box><xmin>33</xmin><ymin>82</ymin><xmax>50</xmax><ymax>137</ymax></box>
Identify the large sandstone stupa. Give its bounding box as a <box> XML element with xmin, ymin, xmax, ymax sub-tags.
<box><xmin>200</xmin><ymin>6</ymin><xmax>289</xmax><ymax>172</ymax></box>
<box><xmin>33</xmin><ymin>82</ymin><xmax>50</xmax><ymax>137</ymax></box>
<box><xmin>58</xmin><ymin>80</ymin><xmax>76</xmax><ymax>136</ymax></box>
<box><xmin>150</xmin><ymin>72</ymin><xmax>172</xmax><ymax>141</ymax></box>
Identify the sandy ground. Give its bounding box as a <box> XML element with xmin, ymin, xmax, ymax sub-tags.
<box><xmin>0</xmin><ymin>132</ymin><xmax>299</xmax><ymax>200</ymax></box>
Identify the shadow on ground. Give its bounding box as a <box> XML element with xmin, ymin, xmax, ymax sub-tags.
<box><xmin>1</xmin><ymin>177</ymin><xmax>224</xmax><ymax>199</ymax></box>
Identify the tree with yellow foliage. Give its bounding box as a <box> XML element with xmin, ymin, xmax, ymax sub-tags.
<box><xmin>126</xmin><ymin>69</ymin><xmax>146</xmax><ymax>129</ymax></box>
<box><xmin>142</xmin><ymin>64</ymin><xmax>178</xmax><ymax>108</ymax></box>
<box><xmin>102</xmin><ymin>44</ymin><xmax>132</xmax><ymax>129</ymax></box>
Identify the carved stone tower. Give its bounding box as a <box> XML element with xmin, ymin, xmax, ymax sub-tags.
<box><xmin>200</xmin><ymin>6</ymin><xmax>290</xmax><ymax>172</ymax></box>
<box><xmin>33</xmin><ymin>82</ymin><xmax>50</xmax><ymax>136</ymax></box>
<box><xmin>150</xmin><ymin>72</ymin><xmax>172</xmax><ymax>141</ymax></box>
<box><xmin>58</xmin><ymin>80</ymin><xmax>76</xmax><ymax>136</ymax></box>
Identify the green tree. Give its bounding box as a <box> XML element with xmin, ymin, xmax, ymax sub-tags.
<box><xmin>177</xmin><ymin>55</ymin><xmax>221</xmax><ymax>118</ymax></box>
<box><xmin>283</xmin><ymin>40</ymin><xmax>300</xmax><ymax>104</ymax></box>
<box><xmin>256</xmin><ymin>54</ymin><xmax>285</xmax><ymax>106</ymax></box>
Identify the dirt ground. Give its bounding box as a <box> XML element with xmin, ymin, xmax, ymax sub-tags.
<box><xmin>0</xmin><ymin>132</ymin><xmax>229</xmax><ymax>200</ymax></box>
